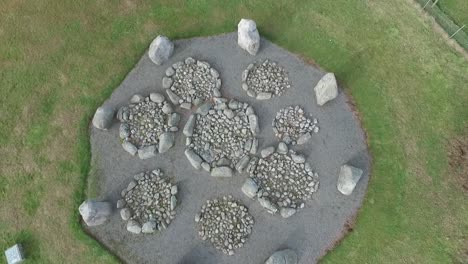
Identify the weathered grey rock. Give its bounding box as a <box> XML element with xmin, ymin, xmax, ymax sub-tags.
<box><xmin>119</xmin><ymin>124</ymin><xmax>130</xmax><ymax>139</ymax></box>
<box><xmin>258</xmin><ymin>197</ymin><xmax>278</xmax><ymax>214</ymax></box>
<box><xmin>162</xmin><ymin>103</ymin><xmax>173</xmax><ymax>114</ymax></box>
<box><xmin>237</xmin><ymin>19</ymin><xmax>260</xmax><ymax>55</ymax></box>
<box><xmin>297</xmin><ymin>133</ymin><xmax>312</xmax><ymax>145</ymax></box>
<box><xmin>150</xmin><ymin>92</ymin><xmax>165</xmax><ymax>103</ymax></box>
<box><xmin>130</xmin><ymin>94</ymin><xmax>144</xmax><ymax>103</ymax></box>
<box><xmin>138</xmin><ymin>145</ymin><xmax>157</xmax><ymax>159</ymax></box>
<box><xmin>337</xmin><ymin>164</ymin><xmax>363</xmax><ymax>195</ymax></box>
<box><xmin>242</xmin><ymin>178</ymin><xmax>259</xmax><ymax>198</ymax></box>
<box><xmin>166</xmin><ymin>90</ymin><xmax>181</xmax><ymax>105</ymax></box>
<box><xmin>158</xmin><ymin>132</ymin><xmax>174</xmax><ymax>153</ymax></box>
<box><xmin>120</xmin><ymin>208</ymin><xmax>132</xmax><ymax>221</ymax></box>
<box><xmin>168</xmin><ymin>113</ymin><xmax>180</xmax><ymax>127</ymax></box>
<box><xmin>280</xmin><ymin>208</ymin><xmax>297</xmax><ymax>219</ymax></box>
<box><xmin>171</xmin><ymin>185</ymin><xmax>178</xmax><ymax>195</ymax></box>
<box><xmin>249</xmin><ymin>114</ymin><xmax>259</xmax><ymax>135</ymax></box>
<box><xmin>251</xmin><ymin>138</ymin><xmax>258</xmax><ymax>154</ymax></box>
<box><xmin>171</xmin><ymin>195</ymin><xmax>177</xmax><ymax>210</ymax></box>
<box><xmin>92</xmin><ymin>106</ymin><xmax>114</xmax><ymax>130</ymax></box>
<box><xmin>256</xmin><ymin>92</ymin><xmax>272</xmax><ymax>100</ymax></box>
<box><xmin>122</xmin><ymin>141</ymin><xmax>138</xmax><ymax>156</ymax></box>
<box><xmin>116</xmin><ymin>199</ymin><xmax>126</xmax><ymax>209</ymax></box>
<box><xmin>142</xmin><ymin>221</ymin><xmax>157</xmax><ymax>234</ymax></box>
<box><xmin>162</xmin><ymin>77</ymin><xmax>173</xmax><ymax>89</ymax></box>
<box><xmin>79</xmin><ymin>200</ymin><xmax>112</xmax><ymax>226</ymax></box>
<box><xmin>261</xmin><ymin>147</ymin><xmax>275</xmax><ymax>158</ymax></box>
<box><xmin>277</xmin><ymin>142</ymin><xmax>288</xmax><ymax>155</ymax></box>
<box><xmin>185</xmin><ymin>149</ymin><xmax>203</xmax><ymax>169</ymax></box>
<box><xmin>265</xmin><ymin>249</ymin><xmax>298</xmax><ymax>264</ymax></box>
<box><xmin>211</xmin><ymin>166</ymin><xmax>233</xmax><ymax>177</ymax></box>
<box><xmin>180</xmin><ymin>102</ymin><xmax>192</xmax><ymax>110</ymax></box>
<box><xmin>183</xmin><ymin>114</ymin><xmax>196</xmax><ymax>136</ymax></box>
<box><xmin>236</xmin><ymin>155</ymin><xmax>250</xmax><ymax>173</ymax></box>
<box><xmin>126</xmin><ymin>220</ymin><xmax>142</xmax><ymax>234</ymax></box>
<box><xmin>314</xmin><ymin>72</ymin><xmax>338</xmax><ymax>106</ymax></box>
<box><xmin>148</xmin><ymin>35</ymin><xmax>174</xmax><ymax>65</ymax></box>
<box><xmin>291</xmin><ymin>153</ymin><xmax>305</xmax><ymax>163</ymax></box>
<box><xmin>165</xmin><ymin>66</ymin><xmax>175</xmax><ymax>76</ymax></box>
<box><xmin>196</xmin><ymin>102</ymin><xmax>212</xmax><ymax>115</ymax></box>
<box><xmin>201</xmin><ymin>162</ymin><xmax>211</xmax><ymax>172</ymax></box>
<box><xmin>126</xmin><ymin>180</ymin><xmax>137</xmax><ymax>191</ymax></box>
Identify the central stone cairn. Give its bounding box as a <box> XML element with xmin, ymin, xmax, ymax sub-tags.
<box><xmin>273</xmin><ymin>106</ymin><xmax>319</xmax><ymax>145</ymax></box>
<box><xmin>242</xmin><ymin>142</ymin><xmax>319</xmax><ymax>218</ymax></box>
<box><xmin>163</xmin><ymin>57</ymin><xmax>221</xmax><ymax>110</ymax></box>
<box><xmin>242</xmin><ymin>59</ymin><xmax>291</xmax><ymax>100</ymax></box>
<box><xmin>118</xmin><ymin>169</ymin><xmax>178</xmax><ymax>234</ymax></box>
<box><xmin>184</xmin><ymin>98</ymin><xmax>259</xmax><ymax>177</ymax></box>
<box><xmin>195</xmin><ymin>196</ymin><xmax>254</xmax><ymax>255</ymax></box>
<box><xmin>117</xmin><ymin>93</ymin><xmax>178</xmax><ymax>158</ymax></box>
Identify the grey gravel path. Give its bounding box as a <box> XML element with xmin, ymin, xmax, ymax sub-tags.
<box><xmin>86</xmin><ymin>32</ymin><xmax>370</xmax><ymax>264</ymax></box>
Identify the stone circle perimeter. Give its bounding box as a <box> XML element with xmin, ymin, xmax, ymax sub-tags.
<box><xmin>184</xmin><ymin>98</ymin><xmax>259</xmax><ymax>176</ymax></box>
<box><xmin>195</xmin><ymin>196</ymin><xmax>254</xmax><ymax>255</ymax></box>
<box><xmin>117</xmin><ymin>93</ymin><xmax>178</xmax><ymax>158</ymax></box>
<box><xmin>118</xmin><ymin>169</ymin><xmax>178</xmax><ymax>234</ymax></box>
<box><xmin>241</xmin><ymin>59</ymin><xmax>291</xmax><ymax>100</ymax></box>
<box><xmin>87</xmin><ymin>32</ymin><xmax>370</xmax><ymax>264</ymax></box>
<box><xmin>163</xmin><ymin>57</ymin><xmax>221</xmax><ymax>110</ymax></box>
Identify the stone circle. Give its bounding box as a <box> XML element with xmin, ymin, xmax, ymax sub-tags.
<box><xmin>241</xmin><ymin>59</ymin><xmax>291</xmax><ymax>100</ymax></box>
<box><xmin>184</xmin><ymin>98</ymin><xmax>259</xmax><ymax>176</ymax></box>
<box><xmin>117</xmin><ymin>93</ymin><xmax>178</xmax><ymax>158</ymax></box>
<box><xmin>118</xmin><ymin>169</ymin><xmax>178</xmax><ymax>234</ymax></box>
<box><xmin>272</xmin><ymin>105</ymin><xmax>319</xmax><ymax>145</ymax></box>
<box><xmin>242</xmin><ymin>142</ymin><xmax>319</xmax><ymax>217</ymax></box>
<box><xmin>163</xmin><ymin>57</ymin><xmax>221</xmax><ymax>110</ymax></box>
<box><xmin>195</xmin><ymin>196</ymin><xmax>254</xmax><ymax>255</ymax></box>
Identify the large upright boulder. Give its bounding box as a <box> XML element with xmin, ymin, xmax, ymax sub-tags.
<box><xmin>314</xmin><ymin>72</ymin><xmax>338</xmax><ymax>106</ymax></box>
<box><xmin>237</xmin><ymin>19</ymin><xmax>260</xmax><ymax>55</ymax></box>
<box><xmin>92</xmin><ymin>106</ymin><xmax>114</xmax><ymax>130</ymax></box>
<box><xmin>337</xmin><ymin>164</ymin><xmax>363</xmax><ymax>195</ymax></box>
<box><xmin>148</xmin><ymin>35</ymin><xmax>174</xmax><ymax>65</ymax></box>
<box><xmin>79</xmin><ymin>200</ymin><xmax>112</xmax><ymax>226</ymax></box>
<box><xmin>265</xmin><ymin>249</ymin><xmax>298</xmax><ymax>264</ymax></box>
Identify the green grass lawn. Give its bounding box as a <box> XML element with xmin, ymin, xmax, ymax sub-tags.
<box><xmin>0</xmin><ymin>0</ymin><xmax>467</xmax><ymax>263</ymax></box>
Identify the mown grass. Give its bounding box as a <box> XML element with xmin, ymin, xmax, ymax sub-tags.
<box><xmin>0</xmin><ymin>0</ymin><xmax>467</xmax><ymax>263</ymax></box>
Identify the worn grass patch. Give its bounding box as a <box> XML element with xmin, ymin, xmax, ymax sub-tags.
<box><xmin>0</xmin><ymin>0</ymin><xmax>467</xmax><ymax>263</ymax></box>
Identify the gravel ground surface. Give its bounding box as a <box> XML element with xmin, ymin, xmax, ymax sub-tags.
<box><xmin>86</xmin><ymin>32</ymin><xmax>370</xmax><ymax>264</ymax></box>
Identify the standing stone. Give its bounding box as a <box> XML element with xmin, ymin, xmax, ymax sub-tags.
<box><xmin>314</xmin><ymin>72</ymin><xmax>338</xmax><ymax>106</ymax></box>
<box><xmin>150</xmin><ymin>93</ymin><xmax>165</xmax><ymax>103</ymax></box>
<box><xmin>148</xmin><ymin>35</ymin><xmax>174</xmax><ymax>65</ymax></box>
<box><xmin>337</xmin><ymin>164</ymin><xmax>363</xmax><ymax>195</ymax></box>
<box><xmin>258</xmin><ymin>197</ymin><xmax>278</xmax><ymax>214</ymax></box>
<box><xmin>120</xmin><ymin>208</ymin><xmax>132</xmax><ymax>221</ymax></box>
<box><xmin>122</xmin><ymin>141</ymin><xmax>138</xmax><ymax>156</ymax></box>
<box><xmin>238</xmin><ymin>19</ymin><xmax>260</xmax><ymax>55</ymax></box>
<box><xmin>280</xmin><ymin>208</ymin><xmax>297</xmax><ymax>218</ymax></box>
<box><xmin>79</xmin><ymin>200</ymin><xmax>112</xmax><ymax>226</ymax></box>
<box><xmin>92</xmin><ymin>106</ymin><xmax>114</xmax><ymax>130</ymax></box>
<box><xmin>5</xmin><ymin>244</ymin><xmax>25</xmax><ymax>264</ymax></box>
<box><xmin>265</xmin><ymin>249</ymin><xmax>298</xmax><ymax>264</ymax></box>
<box><xmin>183</xmin><ymin>115</ymin><xmax>196</xmax><ymax>136</ymax></box>
<box><xmin>185</xmin><ymin>149</ymin><xmax>203</xmax><ymax>169</ymax></box>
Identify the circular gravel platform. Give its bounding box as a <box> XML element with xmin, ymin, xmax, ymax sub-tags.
<box><xmin>87</xmin><ymin>32</ymin><xmax>370</xmax><ymax>264</ymax></box>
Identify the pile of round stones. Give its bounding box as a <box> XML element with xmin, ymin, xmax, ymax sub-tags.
<box><xmin>184</xmin><ymin>98</ymin><xmax>259</xmax><ymax>177</ymax></box>
<box><xmin>241</xmin><ymin>59</ymin><xmax>291</xmax><ymax>100</ymax></box>
<box><xmin>195</xmin><ymin>196</ymin><xmax>254</xmax><ymax>255</ymax></box>
<box><xmin>117</xmin><ymin>169</ymin><xmax>178</xmax><ymax>234</ymax></box>
<box><xmin>272</xmin><ymin>106</ymin><xmax>319</xmax><ymax>145</ymax></box>
<box><xmin>241</xmin><ymin>142</ymin><xmax>319</xmax><ymax>218</ymax></box>
<box><xmin>117</xmin><ymin>93</ymin><xmax>179</xmax><ymax>159</ymax></box>
<box><xmin>163</xmin><ymin>57</ymin><xmax>221</xmax><ymax>110</ymax></box>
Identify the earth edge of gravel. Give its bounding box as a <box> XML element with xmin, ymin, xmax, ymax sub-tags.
<box><xmin>84</xmin><ymin>32</ymin><xmax>371</xmax><ymax>264</ymax></box>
